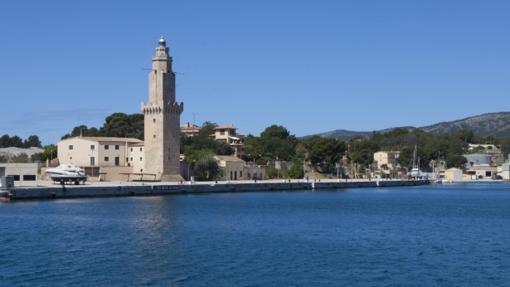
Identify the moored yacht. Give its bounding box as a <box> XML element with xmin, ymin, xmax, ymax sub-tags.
<box><xmin>45</xmin><ymin>164</ymin><xmax>87</xmax><ymax>184</ymax></box>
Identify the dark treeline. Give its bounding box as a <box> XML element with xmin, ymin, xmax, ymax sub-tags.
<box><xmin>0</xmin><ymin>135</ymin><xmax>56</xmax><ymax>163</ymax></box>
<box><xmin>0</xmin><ymin>135</ymin><xmax>42</xmax><ymax>148</ymax></box>
<box><xmin>62</xmin><ymin>113</ymin><xmax>144</xmax><ymax>140</ymax></box>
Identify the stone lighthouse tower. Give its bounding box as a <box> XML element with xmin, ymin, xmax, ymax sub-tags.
<box><xmin>141</xmin><ymin>36</ymin><xmax>183</xmax><ymax>181</ymax></box>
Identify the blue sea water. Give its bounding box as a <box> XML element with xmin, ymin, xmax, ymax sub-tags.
<box><xmin>1</xmin><ymin>183</ymin><xmax>510</xmax><ymax>286</ymax></box>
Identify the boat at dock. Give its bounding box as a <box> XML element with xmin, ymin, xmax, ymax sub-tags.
<box><xmin>45</xmin><ymin>164</ymin><xmax>87</xmax><ymax>185</ymax></box>
<box><xmin>408</xmin><ymin>145</ymin><xmax>428</xmax><ymax>179</ymax></box>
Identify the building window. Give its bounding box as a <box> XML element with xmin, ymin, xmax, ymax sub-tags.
<box><xmin>8</xmin><ymin>175</ymin><xmax>20</xmax><ymax>181</ymax></box>
<box><xmin>115</xmin><ymin>157</ymin><xmax>120</xmax><ymax>166</ymax></box>
<box><xmin>70</xmin><ymin>156</ymin><xmax>72</xmax><ymax>160</ymax></box>
<box><xmin>140</xmin><ymin>157</ymin><xmax>143</xmax><ymax>161</ymax></box>
<box><xmin>90</xmin><ymin>145</ymin><xmax>95</xmax><ymax>150</ymax></box>
<box><xmin>104</xmin><ymin>156</ymin><xmax>109</xmax><ymax>162</ymax></box>
<box><xmin>126</xmin><ymin>157</ymin><xmax>129</xmax><ymax>162</ymax></box>
<box><xmin>153</xmin><ymin>118</ymin><xmax>156</xmax><ymax>123</ymax></box>
<box><xmin>153</xmin><ymin>134</ymin><xmax>156</xmax><ymax>138</ymax></box>
<box><xmin>130</xmin><ymin>157</ymin><xmax>133</xmax><ymax>161</ymax></box>
<box><xmin>131</xmin><ymin>148</ymin><xmax>133</xmax><ymax>152</ymax></box>
<box><xmin>90</xmin><ymin>157</ymin><xmax>95</xmax><ymax>166</ymax></box>
<box><xmin>240</xmin><ymin>171</ymin><xmax>243</xmax><ymax>178</ymax></box>
<box><xmin>23</xmin><ymin>175</ymin><xmax>36</xmax><ymax>181</ymax></box>
<box><xmin>220</xmin><ymin>130</ymin><xmax>225</xmax><ymax>135</ymax></box>
<box><xmin>140</xmin><ymin>147</ymin><xmax>142</xmax><ymax>152</ymax></box>
<box><xmin>105</xmin><ymin>145</ymin><xmax>109</xmax><ymax>150</ymax></box>
<box><xmin>69</xmin><ymin>145</ymin><xmax>73</xmax><ymax>150</ymax></box>
<box><xmin>115</xmin><ymin>145</ymin><xmax>119</xmax><ymax>150</ymax></box>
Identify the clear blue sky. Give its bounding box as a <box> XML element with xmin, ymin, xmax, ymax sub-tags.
<box><xmin>1</xmin><ymin>0</ymin><xmax>509</xmax><ymax>145</ymax></box>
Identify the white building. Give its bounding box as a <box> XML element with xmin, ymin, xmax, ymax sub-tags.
<box><xmin>211</xmin><ymin>124</ymin><xmax>244</xmax><ymax>156</ymax></box>
<box><xmin>0</xmin><ymin>163</ymin><xmax>38</xmax><ymax>184</ymax></box>
<box><xmin>373</xmin><ymin>151</ymin><xmax>400</xmax><ymax>175</ymax></box>
<box><xmin>181</xmin><ymin>122</ymin><xmax>200</xmax><ymax>137</ymax></box>
<box><xmin>444</xmin><ymin>168</ymin><xmax>463</xmax><ymax>182</ymax></box>
<box><xmin>58</xmin><ymin>136</ymin><xmax>143</xmax><ymax>168</ymax></box>
<box><xmin>214</xmin><ymin>155</ymin><xmax>245</xmax><ymax>181</ymax></box>
<box><xmin>466</xmin><ymin>164</ymin><xmax>498</xmax><ymax>180</ymax></box>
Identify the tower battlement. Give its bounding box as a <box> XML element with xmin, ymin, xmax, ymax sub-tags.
<box><xmin>141</xmin><ymin>102</ymin><xmax>183</xmax><ymax>115</ymax></box>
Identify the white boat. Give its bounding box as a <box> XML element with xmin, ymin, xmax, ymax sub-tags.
<box><xmin>45</xmin><ymin>164</ymin><xmax>87</xmax><ymax>184</ymax></box>
<box><xmin>408</xmin><ymin>145</ymin><xmax>428</xmax><ymax>179</ymax></box>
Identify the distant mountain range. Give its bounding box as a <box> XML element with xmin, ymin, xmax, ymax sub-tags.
<box><xmin>315</xmin><ymin>112</ymin><xmax>510</xmax><ymax>140</ymax></box>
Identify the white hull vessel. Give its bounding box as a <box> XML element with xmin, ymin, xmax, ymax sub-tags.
<box><xmin>46</xmin><ymin>164</ymin><xmax>87</xmax><ymax>184</ymax></box>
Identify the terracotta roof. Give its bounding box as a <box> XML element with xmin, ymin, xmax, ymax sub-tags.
<box><xmin>214</xmin><ymin>124</ymin><xmax>236</xmax><ymax>130</ymax></box>
<box><xmin>62</xmin><ymin>136</ymin><xmax>143</xmax><ymax>143</ymax></box>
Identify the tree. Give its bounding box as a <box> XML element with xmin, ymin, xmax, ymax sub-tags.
<box><xmin>1</xmin><ymin>134</ymin><xmax>43</xmax><ymax>148</ymax></box>
<box><xmin>181</xmin><ymin>133</ymin><xmax>233</xmax><ymax>157</ymax></box>
<box><xmin>348</xmin><ymin>138</ymin><xmax>378</xmax><ymax>167</ymax></box>
<box><xmin>302</xmin><ymin>136</ymin><xmax>346</xmax><ymax>172</ymax></box>
<box><xmin>0</xmin><ymin>135</ymin><xmax>10</xmax><ymax>147</ymax></box>
<box><xmin>259</xmin><ymin>125</ymin><xmax>297</xmax><ymax>161</ymax></box>
<box><xmin>446</xmin><ymin>154</ymin><xmax>467</xmax><ymax>168</ymax></box>
<box><xmin>100</xmin><ymin>113</ymin><xmax>144</xmax><ymax>139</ymax></box>
<box><xmin>265</xmin><ymin>165</ymin><xmax>279</xmax><ymax>179</ymax></box>
<box><xmin>31</xmin><ymin>145</ymin><xmax>57</xmax><ymax>162</ymax></box>
<box><xmin>260</xmin><ymin>125</ymin><xmax>291</xmax><ymax>140</ymax></box>
<box><xmin>193</xmin><ymin>154</ymin><xmax>221</xmax><ymax>181</ymax></box>
<box><xmin>61</xmin><ymin>113</ymin><xmax>144</xmax><ymax>140</ymax></box>
<box><xmin>454</xmin><ymin>129</ymin><xmax>475</xmax><ymax>143</ymax></box>
<box><xmin>499</xmin><ymin>138</ymin><xmax>510</xmax><ymax>158</ymax></box>
<box><xmin>62</xmin><ymin>125</ymin><xmax>101</xmax><ymax>139</ymax></box>
<box><xmin>286</xmin><ymin>161</ymin><xmax>304</xmax><ymax>179</ymax></box>
<box><xmin>8</xmin><ymin>136</ymin><xmax>23</xmax><ymax>148</ymax></box>
<box><xmin>242</xmin><ymin>135</ymin><xmax>265</xmax><ymax>163</ymax></box>
<box><xmin>199</xmin><ymin>121</ymin><xmax>217</xmax><ymax>137</ymax></box>
<box><xmin>23</xmin><ymin>135</ymin><xmax>42</xmax><ymax>148</ymax></box>
<box><xmin>10</xmin><ymin>153</ymin><xmax>29</xmax><ymax>163</ymax></box>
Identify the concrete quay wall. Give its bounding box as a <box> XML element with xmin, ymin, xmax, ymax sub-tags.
<box><xmin>7</xmin><ymin>179</ymin><xmax>429</xmax><ymax>201</ymax></box>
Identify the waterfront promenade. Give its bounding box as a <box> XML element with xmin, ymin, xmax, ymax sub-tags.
<box><xmin>3</xmin><ymin>178</ymin><xmax>429</xmax><ymax>201</ymax></box>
